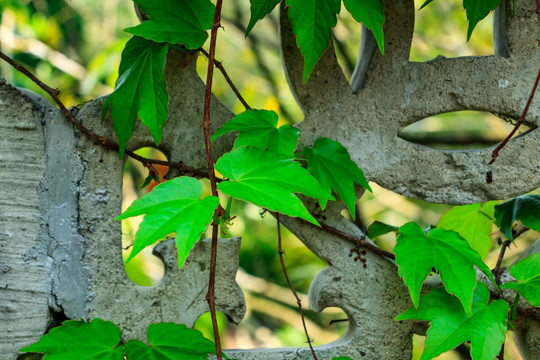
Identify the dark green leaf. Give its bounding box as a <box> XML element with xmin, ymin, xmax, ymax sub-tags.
<box><xmin>368</xmin><ymin>221</ymin><xmax>398</xmax><ymax>239</ymax></box>
<box><xmin>246</xmin><ymin>0</ymin><xmax>281</xmax><ymax>35</ymax></box>
<box><xmin>286</xmin><ymin>0</ymin><xmax>341</xmax><ymax>82</ymax></box>
<box><xmin>20</xmin><ymin>319</ymin><xmax>124</xmax><ymax>359</ymax></box>
<box><xmin>396</xmin><ymin>283</ymin><xmax>508</xmax><ymax>360</ymax></box>
<box><xmin>215</xmin><ymin>146</ymin><xmax>333</xmax><ymax>225</ymax></box>
<box><xmin>102</xmin><ymin>36</ymin><xmax>168</xmax><ymax>157</ymax></box>
<box><xmin>116</xmin><ymin>177</ymin><xmax>219</xmax><ymax>268</ymax></box>
<box><xmin>394</xmin><ymin>222</ymin><xmax>494</xmax><ymax>316</ymax></box>
<box><xmin>494</xmin><ymin>195</ymin><xmax>540</xmax><ymax>241</ymax></box>
<box><xmin>342</xmin><ymin>0</ymin><xmax>385</xmax><ymax>53</ymax></box>
<box><xmin>303</xmin><ymin>137</ymin><xmax>371</xmax><ymax>219</ymax></box>
<box><xmin>419</xmin><ymin>0</ymin><xmax>435</xmax><ymax>9</ymax></box>
<box><xmin>501</xmin><ymin>252</ymin><xmax>540</xmax><ymax>306</ymax></box>
<box><xmin>211</xmin><ymin>109</ymin><xmax>299</xmax><ymax>156</ymax></box>
<box><xmin>332</xmin><ymin>357</ymin><xmax>354</xmax><ymax>360</ymax></box>
<box><xmin>463</xmin><ymin>0</ymin><xmax>501</xmax><ymax>40</ymax></box>
<box><xmin>126</xmin><ymin>0</ymin><xmax>215</xmax><ymax>49</ymax></box>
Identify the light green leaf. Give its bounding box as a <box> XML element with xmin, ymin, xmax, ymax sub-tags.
<box><xmin>437</xmin><ymin>201</ymin><xmax>496</xmax><ymax>259</ymax></box>
<box><xmin>211</xmin><ymin>109</ymin><xmax>299</xmax><ymax>156</ymax></box>
<box><xmin>215</xmin><ymin>146</ymin><xmax>333</xmax><ymax>225</ymax></box>
<box><xmin>286</xmin><ymin>0</ymin><xmax>341</xmax><ymax>82</ymax></box>
<box><xmin>126</xmin><ymin>0</ymin><xmax>215</xmax><ymax>49</ymax></box>
<box><xmin>494</xmin><ymin>195</ymin><xmax>540</xmax><ymax>241</ymax></box>
<box><xmin>303</xmin><ymin>137</ymin><xmax>371</xmax><ymax>218</ymax></box>
<box><xmin>124</xmin><ymin>323</ymin><xmax>216</xmax><ymax>360</ymax></box>
<box><xmin>20</xmin><ymin>319</ymin><xmax>124</xmax><ymax>360</ymax></box>
<box><xmin>116</xmin><ymin>177</ymin><xmax>219</xmax><ymax>268</ymax></box>
<box><xmin>342</xmin><ymin>0</ymin><xmax>385</xmax><ymax>53</ymax></box>
<box><xmin>246</xmin><ymin>0</ymin><xmax>281</xmax><ymax>35</ymax></box>
<box><xmin>396</xmin><ymin>283</ymin><xmax>508</xmax><ymax>360</ymax></box>
<box><xmin>463</xmin><ymin>0</ymin><xmax>501</xmax><ymax>40</ymax></box>
<box><xmin>502</xmin><ymin>252</ymin><xmax>540</xmax><ymax>306</ymax></box>
<box><xmin>368</xmin><ymin>221</ymin><xmax>398</xmax><ymax>239</ymax></box>
<box><xmin>102</xmin><ymin>36</ymin><xmax>169</xmax><ymax>157</ymax></box>
<box><xmin>394</xmin><ymin>222</ymin><xmax>494</xmax><ymax>316</ymax></box>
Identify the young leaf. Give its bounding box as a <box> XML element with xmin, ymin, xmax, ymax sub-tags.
<box><xmin>494</xmin><ymin>195</ymin><xmax>540</xmax><ymax>241</ymax></box>
<box><xmin>342</xmin><ymin>0</ymin><xmax>385</xmax><ymax>53</ymax></box>
<box><xmin>394</xmin><ymin>222</ymin><xmax>494</xmax><ymax>316</ymax></box>
<box><xmin>116</xmin><ymin>177</ymin><xmax>219</xmax><ymax>268</ymax></box>
<box><xmin>303</xmin><ymin>137</ymin><xmax>371</xmax><ymax>218</ymax></box>
<box><xmin>126</xmin><ymin>0</ymin><xmax>215</xmax><ymax>49</ymax></box>
<box><xmin>124</xmin><ymin>323</ymin><xmax>216</xmax><ymax>360</ymax></box>
<box><xmin>102</xmin><ymin>36</ymin><xmax>169</xmax><ymax>157</ymax></box>
<box><xmin>396</xmin><ymin>283</ymin><xmax>508</xmax><ymax>360</ymax></box>
<box><xmin>20</xmin><ymin>319</ymin><xmax>124</xmax><ymax>359</ymax></box>
<box><xmin>211</xmin><ymin>109</ymin><xmax>299</xmax><ymax>156</ymax></box>
<box><xmin>215</xmin><ymin>146</ymin><xmax>333</xmax><ymax>225</ymax></box>
<box><xmin>463</xmin><ymin>0</ymin><xmax>501</xmax><ymax>40</ymax></box>
<box><xmin>501</xmin><ymin>252</ymin><xmax>540</xmax><ymax>306</ymax></box>
<box><xmin>437</xmin><ymin>201</ymin><xmax>496</xmax><ymax>259</ymax></box>
<box><xmin>286</xmin><ymin>0</ymin><xmax>341</xmax><ymax>82</ymax></box>
<box><xmin>246</xmin><ymin>0</ymin><xmax>281</xmax><ymax>35</ymax></box>
<box><xmin>368</xmin><ymin>221</ymin><xmax>398</xmax><ymax>239</ymax></box>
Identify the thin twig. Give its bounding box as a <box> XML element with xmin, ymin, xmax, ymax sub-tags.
<box><xmin>498</xmin><ymin>343</ymin><xmax>505</xmax><ymax>360</ymax></box>
<box><xmin>276</xmin><ymin>213</ymin><xmax>319</xmax><ymax>360</ymax></box>
<box><xmin>493</xmin><ymin>240</ymin><xmax>511</xmax><ymax>286</ymax></box>
<box><xmin>490</xmin><ymin>67</ymin><xmax>540</xmax><ymax>164</ymax></box>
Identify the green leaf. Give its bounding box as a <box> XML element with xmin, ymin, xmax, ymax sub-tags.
<box><xmin>437</xmin><ymin>201</ymin><xmax>496</xmax><ymax>259</ymax></box>
<box><xmin>419</xmin><ymin>0</ymin><xmax>435</xmax><ymax>10</ymax></box>
<box><xmin>332</xmin><ymin>357</ymin><xmax>354</xmax><ymax>360</ymax></box>
<box><xmin>102</xmin><ymin>36</ymin><xmax>169</xmax><ymax>157</ymax></box>
<box><xmin>124</xmin><ymin>323</ymin><xmax>216</xmax><ymax>360</ymax></box>
<box><xmin>396</xmin><ymin>283</ymin><xmax>509</xmax><ymax>360</ymax></box>
<box><xmin>368</xmin><ymin>221</ymin><xmax>398</xmax><ymax>239</ymax></box>
<box><xmin>502</xmin><ymin>252</ymin><xmax>540</xmax><ymax>306</ymax></box>
<box><xmin>20</xmin><ymin>319</ymin><xmax>124</xmax><ymax>359</ymax></box>
<box><xmin>286</xmin><ymin>0</ymin><xmax>341</xmax><ymax>82</ymax></box>
<box><xmin>303</xmin><ymin>137</ymin><xmax>371</xmax><ymax>218</ymax></box>
<box><xmin>463</xmin><ymin>0</ymin><xmax>501</xmax><ymax>40</ymax></box>
<box><xmin>494</xmin><ymin>195</ymin><xmax>540</xmax><ymax>241</ymax></box>
<box><xmin>246</xmin><ymin>0</ymin><xmax>281</xmax><ymax>35</ymax></box>
<box><xmin>211</xmin><ymin>109</ymin><xmax>299</xmax><ymax>156</ymax></box>
<box><xmin>116</xmin><ymin>177</ymin><xmax>219</xmax><ymax>268</ymax></box>
<box><xmin>126</xmin><ymin>0</ymin><xmax>215</xmax><ymax>49</ymax></box>
<box><xmin>342</xmin><ymin>0</ymin><xmax>385</xmax><ymax>53</ymax></box>
<box><xmin>215</xmin><ymin>146</ymin><xmax>333</xmax><ymax>225</ymax></box>
<box><xmin>394</xmin><ymin>222</ymin><xmax>494</xmax><ymax>316</ymax></box>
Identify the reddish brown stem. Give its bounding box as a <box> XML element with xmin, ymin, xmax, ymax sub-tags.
<box><xmin>493</xmin><ymin>240</ymin><xmax>511</xmax><ymax>286</ymax></box>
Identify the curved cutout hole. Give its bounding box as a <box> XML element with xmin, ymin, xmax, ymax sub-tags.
<box><xmin>398</xmin><ymin>111</ymin><xmax>532</xmax><ymax>150</ymax></box>
<box><xmin>122</xmin><ymin>147</ymin><xmax>168</xmax><ymax>286</ymax></box>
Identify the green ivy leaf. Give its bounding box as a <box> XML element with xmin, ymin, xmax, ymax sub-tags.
<box><xmin>396</xmin><ymin>283</ymin><xmax>508</xmax><ymax>360</ymax></box>
<box><xmin>246</xmin><ymin>0</ymin><xmax>281</xmax><ymax>35</ymax></box>
<box><xmin>494</xmin><ymin>195</ymin><xmax>540</xmax><ymax>241</ymax></box>
<box><xmin>116</xmin><ymin>177</ymin><xmax>219</xmax><ymax>268</ymax></box>
<box><xmin>501</xmin><ymin>252</ymin><xmax>540</xmax><ymax>307</ymax></box>
<box><xmin>215</xmin><ymin>146</ymin><xmax>333</xmax><ymax>225</ymax></box>
<box><xmin>286</xmin><ymin>0</ymin><xmax>341</xmax><ymax>82</ymax></box>
<box><xmin>463</xmin><ymin>0</ymin><xmax>501</xmax><ymax>40</ymax></box>
<box><xmin>126</xmin><ymin>0</ymin><xmax>215</xmax><ymax>49</ymax></box>
<box><xmin>342</xmin><ymin>0</ymin><xmax>385</xmax><ymax>53</ymax></box>
<box><xmin>102</xmin><ymin>36</ymin><xmax>169</xmax><ymax>157</ymax></box>
<box><xmin>303</xmin><ymin>137</ymin><xmax>371</xmax><ymax>219</ymax></box>
<box><xmin>332</xmin><ymin>357</ymin><xmax>354</xmax><ymax>360</ymax></box>
<box><xmin>211</xmin><ymin>109</ymin><xmax>299</xmax><ymax>156</ymax></box>
<box><xmin>394</xmin><ymin>222</ymin><xmax>494</xmax><ymax>316</ymax></box>
<box><xmin>437</xmin><ymin>201</ymin><xmax>496</xmax><ymax>259</ymax></box>
<box><xmin>20</xmin><ymin>319</ymin><xmax>124</xmax><ymax>359</ymax></box>
<box><xmin>368</xmin><ymin>221</ymin><xmax>398</xmax><ymax>239</ymax></box>
<box><xmin>124</xmin><ymin>323</ymin><xmax>216</xmax><ymax>360</ymax></box>
<box><xmin>418</xmin><ymin>0</ymin><xmax>435</xmax><ymax>10</ymax></box>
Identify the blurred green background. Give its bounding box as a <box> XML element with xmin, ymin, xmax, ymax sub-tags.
<box><xmin>2</xmin><ymin>1</ymin><xmax>537</xmax><ymax>359</ymax></box>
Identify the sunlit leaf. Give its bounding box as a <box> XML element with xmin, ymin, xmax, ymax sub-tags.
<box><xmin>494</xmin><ymin>195</ymin><xmax>540</xmax><ymax>241</ymax></box>
<box><xmin>502</xmin><ymin>252</ymin><xmax>540</xmax><ymax>306</ymax></box>
<box><xmin>342</xmin><ymin>0</ymin><xmax>385</xmax><ymax>53</ymax></box>
<box><xmin>246</xmin><ymin>0</ymin><xmax>281</xmax><ymax>35</ymax></box>
<box><xmin>463</xmin><ymin>0</ymin><xmax>500</xmax><ymax>40</ymax></box>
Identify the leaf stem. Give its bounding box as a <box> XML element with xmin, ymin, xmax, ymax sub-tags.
<box><xmin>493</xmin><ymin>240</ymin><xmax>511</xmax><ymax>287</ymax></box>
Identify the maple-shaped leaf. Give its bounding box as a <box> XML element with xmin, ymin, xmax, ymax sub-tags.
<box><xmin>246</xmin><ymin>0</ymin><xmax>281</xmax><ymax>35</ymax></box>
<box><xmin>501</xmin><ymin>252</ymin><xmax>540</xmax><ymax>307</ymax></box>
<box><xmin>211</xmin><ymin>109</ymin><xmax>299</xmax><ymax>156</ymax></box>
<box><xmin>20</xmin><ymin>319</ymin><xmax>124</xmax><ymax>359</ymax></box>
<box><xmin>102</xmin><ymin>36</ymin><xmax>168</xmax><ymax>157</ymax></box>
<box><xmin>437</xmin><ymin>201</ymin><xmax>496</xmax><ymax>259</ymax></box>
<box><xmin>368</xmin><ymin>221</ymin><xmax>398</xmax><ymax>239</ymax></box>
<box><xmin>394</xmin><ymin>222</ymin><xmax>494</xmax><ymax>316</ymax></box>
<box><xmin>463</xmin><ymin>0</ymin><xmax>500</xmax><ymax>40</ymax></box>
<box><xmin>494</xmin><ymin>195</ymin><xmax>540</xmax><ymax>241</ymax></box>
<box><xmin>126</xmin><ymin>0</ymin><xmax>215</xmax><ymax>49</ymax></box>
<box><xmin>124</xmin><ymin>323</ymin><xmax>216</xmax><ymax>360</ymax></box>
<box><xmin>215</xmin><ymin>146</ymin><xmax>333</xmax><ymax>225</ymax></box>
<box><xmin>286</xmin><ymin>0</ymin><xmax>341</xmax><ymax>82</ymax></box>
<box><xmin>116</xmin><ymin>177</ymin><xmax>219</xmax><ymax>268</ymax></box>
<box><xmin>396</xmin><ymin>283</ymin><xmax>509</xmax><ymax>360</ymax></box>
<box><xmin>342</xmin><ymin>0</ymin><xmax>385</xmax><ymax>53</ymax></box>
<box><xmin>303</xmin><ymin>137</ymin><xmax>371</xmax><ymax>219</ymax></box>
